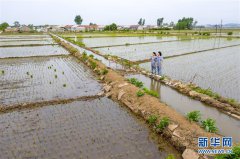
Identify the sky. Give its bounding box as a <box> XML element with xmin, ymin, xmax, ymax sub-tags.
<box><xmin>0</xmin><ymin>0</ymin><xmax>239</xmax><ymax>26</ymax></box>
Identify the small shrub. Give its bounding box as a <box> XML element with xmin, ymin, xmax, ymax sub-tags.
<box><xmin>143</xmin><ymin>87</ymin><xmax>159</xmax><ymax>97</ymax></box>
<box><xmin>136</xmin><ymin>90</ymin><xmax>145</xmax><ymax>97</ymax></box>
<box><xmin>147</xmin><ymin>115</ymin><xmax>158</xmax><ymax>125</ymax></box>
<box><xmin>127</xmin><ymin>78</ymin><xmax>144</xmax><ymax>88</ymax></box>
<box><xmin>227</xmin><ymin>32</ymin><xmax>233</xmax><ymax>36</ymax></box>
<box><xmin>156</xmin><ymin>117</ymin><xmax>169</xmax><ymax>131</ymax></box>
<box><xmin>101</xmin><ymin>68</ymin><xmax>108</xmax><ymax>75</ymax></box>
<box><xmin>186</xmin><ymin>111</ymin><xmax>201</xmax><ymax>122</ymax></box>
<box><xmin>89</xmin><ymin>54</ymin><xmax>94</xmax><ymax>58</ymax></box>
<box><xmin>201</xmin><ymin>118</ymin><xmax>218</xmax><ymax>133</ymax></box>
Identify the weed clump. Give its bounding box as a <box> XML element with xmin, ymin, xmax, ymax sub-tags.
<box><xmin>147</xmin><ymin>115</ymin><xmax>158</xmax><ymax>125</ymax></box>
<box><xmin>215</xmin><ymin>145</ymin><xmax>240</xmax><ymax>159</ymax></box>
<box><xmin>156</xmin><ymin>117</ymin><xmax>169</xmax><ymax>131</ymax></box>
<box><xmin>136</xmin><ymin>90</ymin><xmax>145</xmax><ymax>97</ymax></box>
<box><xmin>186</xmin><ymin>111</ymin><xmax>201</xmax><ymax>122</ymax></box>
<box><xmin>143</xmin><ymin>87</ymin><xmax>159</xmax><ymax>97</ymax></box>
<box><xmin>127</xmin><ymin>78</ymin><xmax>144</xmax><ymax>88</ymax></box>
<box><xmin>227</xmin><ymin>32</ymin><xmax>233</xmax><ymax>36</ymax></box>
<box><xmin>192</xmin><ymin>87</ymin><xmax>220</xmax><ymax>99</ymax></box>
<box><xmin>101</xmin><ymin>68</ymin><xmax>108</xmax><ymax>75</ymax></box>
<box><xmin>201</xmin><ymin>118</ymin><xmax>218</xmax><ymax>133</ymax></box>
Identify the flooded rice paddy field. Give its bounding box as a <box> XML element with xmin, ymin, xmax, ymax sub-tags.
<box><xmin>0</xmin><ymin>34</ymin><xmax>50</xmax><ymax>39</ymax></box>
<box><xmin>0</xmin><ymin>97</ymin><xmax>180</xmax><ymax>159</ymax></box>
<box><xmin>140</xmin><ymin>46</ymin><xmax>240</xmax><ymax>102</ymax></box>
<box><xmin>75</xmin><ymin>36</ymin><xmax>189</xmax><ymax>48</ymax></box>
<box><xmin>126</xmin><ymin>74</ymin><xmax>240</xmax><ymax>142</ymax></box>
<box><xmin>0</xmin><ymin>56</ymin><xmax>101</xmax><ymax>105</ymax></box>
<box><xmin>96</xmin><ymin>38</ymin><xmax>240</xmax><ymax>61</ymax></box>
<box><xmin>0</xmin><ymin>39</ymin><xmax>56</xmax><ymax>46</ymax></box>
<box><xmin>0</xmin><ymin>45</ymin><xmax>69</xmax><ymax>58</ymax></box>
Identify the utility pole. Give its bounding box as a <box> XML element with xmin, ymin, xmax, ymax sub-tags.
<box><xmin>218</xmin><ymin>20</ymin><xmax>223</xmax><ymax>48</ymax></box>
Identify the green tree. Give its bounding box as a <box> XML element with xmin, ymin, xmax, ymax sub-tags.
<box><xmin>74</xmin><ymin>15</ymin><xmax>83</xmax><ymax>25</ymax></box>
<box><xmin>104</xmin><ymin>23</ymin><xmax>117</xmax><ymax>31</ymax></box>
<box><xmin>0</xmin><ymin>22</ymin><xmax>9</xmax><ymax>31</ymax></box>
<box><xmin>14</xmin><ymin>21</ymin><xmax>20</xmax><ymax>27</ymax></box>
<box><xmin>138</xmin><ymin>18</ymin><xmax>145</xmax><ymax>26</ymax></box>
<box><xmin>157</xmin><ymin>18</ymin><xmax>164</xmax><ymax>27</ymax></box>
<box><xmin>138</xmin><ymin>18</ymin><xmax>142</xmax><ymax>25</ymax></box>
<box><xmin>28</xmin><ymin>24</ymin><xmax>34</xmax><ymax>29</ymax></box>
<box><xmin>175</xmin><ymin>17</ymin><xmax>194</xmax><ymax>30</ymax></box>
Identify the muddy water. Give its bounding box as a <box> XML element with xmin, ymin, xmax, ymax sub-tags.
<box><xmin>0</xmin><ymin>40</ymin><xmax>56</xmax><ymax>46</ymax></box>
<box><xmin>0</xmin><ymin>97</ymin><xmax>180</xmax><ymax>159</ymax></box>
<box><xmin>0</xmin><ymin>56</ymin><xmax>102</xmax><ymax>105</ymax></box>
<box><xmin>0</xmin><ymin>45</ymin><xmax>69</xmax><ymax>58</ymax></box>
<box><xmin>126</xmin><ymin>74</ymin><xmax>240</xmax><ymax>143</ymax></box>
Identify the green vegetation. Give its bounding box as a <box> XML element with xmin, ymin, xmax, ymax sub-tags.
<box><xmin>63</xmin><ymin>84</ymin><xmax>66</xmax><ymax>87</ymax></box>
<box><xmin>65</xmin><ymin>37</ymin><xmax>85</xmax><ymax>47</ymax></box>
<box><xmin>74</xmin><ymin>15</ymin><xmax>83</xmax><ymax>25</ymax></box>
<box><xmin>156</xmin><ymin>117</ymin><xmax>170</xmax><ymax>131</ymax></box>
<box><xmin>81</xmin><ymin>52</ymin><xmax>88</xmax><ymax>61</ymax></box>
<box><xmin>0</xmin><ymin>22</ymin><xmax>9</xmax><ymax>31</ymax></box>
<box><xmin>104</xmin><ymin>23</ymin><xmax>117</xmax><ymax>31</ymax></box>
<box><xmin>127</xmin><ymin>78</ymin><xmax>144</xmax><ymax>88</ymax></box>
<box><xmin>186</xmin><ymin>111</ymin><xmax>201</xmax><ymax>122</ymax></box>
<box><xmin>147</xmin><ymin>115</ymin><xmax>158</xmax><ymax>125</ymax></box>
<box><xmin>143</xmin><ymin>87</ymin><xmax>159</xmax><ymax>97</ymax></box>
<box><xmin>62</xmin><ymin>71</ymin><xmax>64</xmax><ymax>75</ymax></box>
<box><xmin>215</xmin><ymin>145</ymin><xmax>240</xmax><ymax>159</ymax></box>
<box><xmin>191</xmin><ymin>87</ymin><xmax>220</xmax><ymax>99</ymax></box>
<box><xmin>101</xmin><ymin>68</ymin><xmax>108</xmax><ymax>75</ymax></box>
<box><xmin>227</xmin><ymin>32</ymin><xmax>233</xmax><ymax>36</ymax></box>
<box><xmin>202</xmin><ymin>32</ymin><xmax>210</xmax><ymax>36</ymax></box>
<box><xmin>138</xmin><ymin>18</ymin><xmax>145</xmax><ymax>26</ymax></box>
<box><xmin>30</xmin><ymin>75</ymin><xmax>33</xmax><ymax>78</ymax></box>
<box><xmin>1</xmin><ymin>70</ymin><xmax>5</xmax><ymax>74</ymax></box>
<box><xmin>55</xmin><ymin>75</ymin><xmax>58</xmax><ymax>78</ymax></box>
<box><xmin>136</xmin><ymin>90</ymin><xmax>145</xmax><ymax>97</ymax></box>
<box><xmin>89</xmin><ymin>60</ymin><xmax>97</xmax><ymax>69</ymax></box>
<box><xmin>26</xmin><ymin>72</ymin><xmax>29</xmax><ymax>75</ymax></box>
<box><xmin>175</xmin><ymin>17</ymin><xmax>196</xmax><ymax>30</ymax></box>
<box><xmin>89</xmin><ymin>54</ymin><xmax>94</xmax><ymax>58</ymax></box>
<box><xmin>166</xmin><ymin>154</ymin><xmax>176</xmax><ymax>159</ymax></box>
<box><xmin>201</xmin><ymin>118</ymin><xmax>218</xmax><ymax>133</ymax></box>
<box><xmin>226</xmin><ymin>98</ymin><xmax>237</xmax><ymax>105</ymax></box>
<box><xmin>54</xmin><ymin>69</ymin><xmax>56</xmax><ymax>72</ymax></box>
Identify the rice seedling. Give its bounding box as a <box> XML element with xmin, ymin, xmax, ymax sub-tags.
<box><xmin>201</xmin><ymin>118</ymin><xmax>218</xmax><ymax>133</ymax></box>
<box><xmin>186</xmin><ymin>111</ymin><xmax>201</xmax><ymax>122</ymax></box>
<box><xmin>1</xmin><ymin>70</ymin><xmax>5</xmax><ymax>74</ymax></box>
<box><xmin>136</xmin><ymin>90</ymin><xmax>145</xmax><ymax>97</ymax></box>
<box><xmin>54</xmin><ymin>69</ymin><xmax>56</xmax><ymax>72</ymax></box>
<box><xmin>49</xmin><ymin>81</ymin><xmax>52</xmax><ymax>84</ymax></box>
<box><xmin>63</xmin><ymin>84</ymin><xmax>66</xmax><ymax>87</ymax></box>
<box><xmin>62</xmin><ymin>71</ymin><xmax>64</xmax><ymax>75</ymax></box>
<box><xmin>156</xmin><ymin>117</ymin><xmax>170</xmax><ymax>131</ymax></box>
<box><xmin>147</xmin><ymin>115</ymin><xmax>158</xmax><ymax>125</ymax></box>
<box><xmin>55</xmin><ymin>75</ymin><xmax>58</xmax><ymax>78</ymax></box>
<box><xmin>30</xmin><ymin>75</ymin><xmax>33</xmax><ymax>78</ymax></box>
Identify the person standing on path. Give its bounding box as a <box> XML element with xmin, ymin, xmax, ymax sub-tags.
<box><xmin>157</xmin><ymin>51</ymin><xmax>163</xmax><ymax>76</ymax></box>
<box><xmin>151</xmin><ymin>52</ymin><xmax>157</xmax><ymax>74</ymax></box>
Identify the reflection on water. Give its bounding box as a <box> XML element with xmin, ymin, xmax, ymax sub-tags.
<box><xmin>126</xmin><ymin>74</ymin><xmax>240</xmax><ymax>143</ymax></box>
